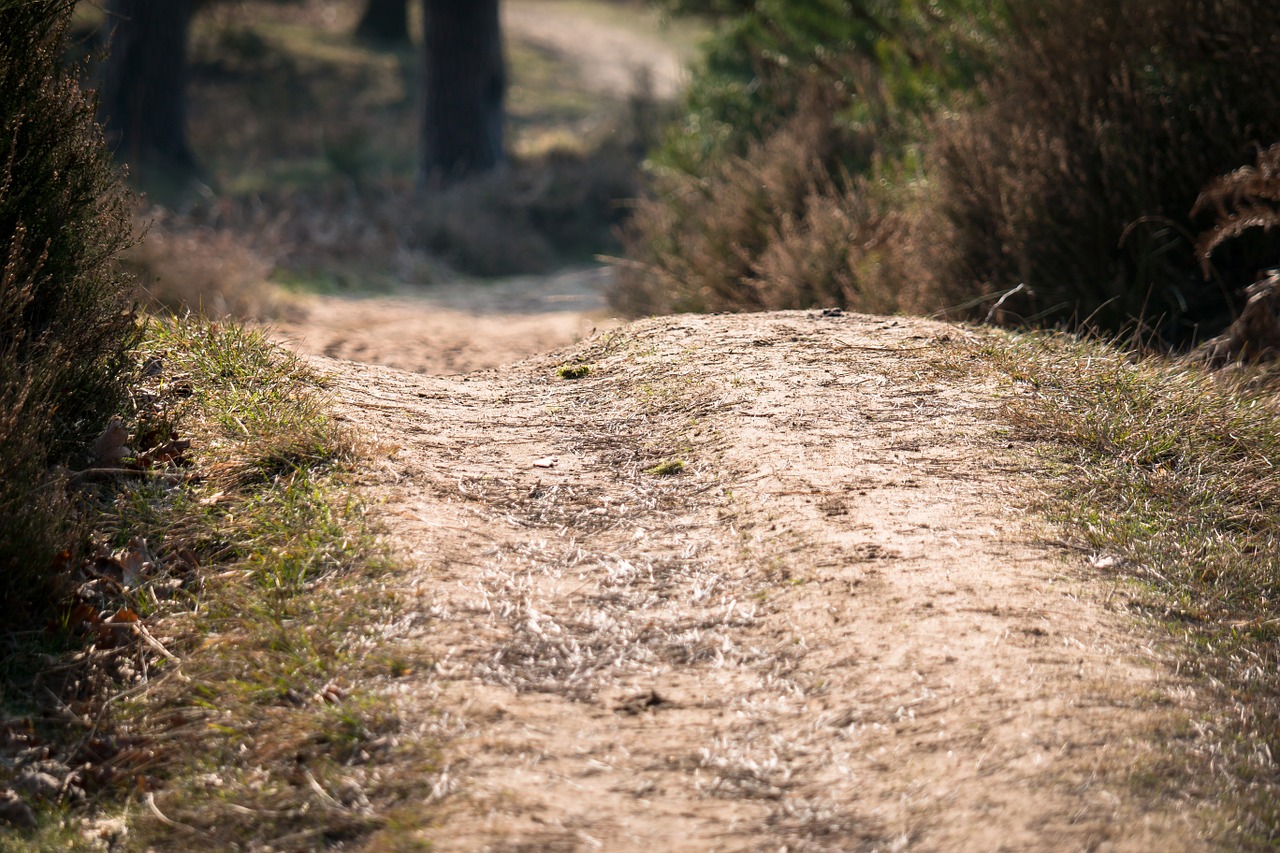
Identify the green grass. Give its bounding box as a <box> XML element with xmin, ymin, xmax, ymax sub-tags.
<box><xmin>0</xmin><ymin>317</ymin><xmax>432</xmax><ymax>851</ymax></box>
<box><xmin>974</xmin><ymin>331</ymin><xmax>1280</xmax><ymax>845</ymax></box>
<box><xmin>645</xmin><ymin>458</ymin><xmax>685</xmax><ymax>476</ymax></box>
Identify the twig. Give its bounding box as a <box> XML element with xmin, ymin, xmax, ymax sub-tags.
<box><xmin>984</xmin><ymin>283</ymin><xmax>1027</xmax><ymax>324</ymax></box>
<box><xmin>145</xmin><ymin>792</ymin><xmax>202</xmax><ymax>834</ymax></box>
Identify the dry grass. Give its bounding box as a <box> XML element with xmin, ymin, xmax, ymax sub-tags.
<box><xmin>0</xmin><ymin>318</ymin><xmax>435</xmax><ymax>851</ymax></box>
<box><xmin>972</xmin><ymin>330</ymin><xmax>1280</xmax><ymax>845</ymax></box>
<box><xmin>423</xmin><ymin>324</ymin><xmax>804</xmax><ymax>708</ymax></box>
<box><xmin>122</xmin><ymin>211</ymin><xmax>296</xmax><ymax>321</ymax></box>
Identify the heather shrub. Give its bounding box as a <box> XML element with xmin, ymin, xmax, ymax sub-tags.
<box><xmin>0</xmin><ymin>1</ymin><xmax>139</xmax><ymax>607</ymax></box>
<box><xmin>930</xmin><ymin>0</ymin><xmax>1280</xmax><ymax>340</ymax></box>
<box><xmin>616</xmin><ymin>0</ymin><xmax>1000</xmax><ymax>316</ymax></box>
<box><xmin>652</xmin><ymin>0</ymin><xmax>1003</xmax><ymax>177</ymax></box>
<box><xmin>623</xmin><ymin>0</ymin><xmax>1280</xmax><ymax>341</ymax></box>
<box><xmin>122</xmin><ymin>212</ymin><xmax>287</xmax><ymax>321</ymax></box>
<box><xmin>613</xmin><ymin>99</ymin><xmax>935</xmax><ymax>315</ymax></box>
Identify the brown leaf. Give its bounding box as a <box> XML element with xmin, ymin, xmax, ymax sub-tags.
<box><xmin>136</xmin><ymin>438</ymin><xmax>191</xmax><ymax>468</ymax></box>
<box><xmin>67</xmin><ymin>603</ymin><xmax>100</xmax><ymax>630</ymax></box>
<box><xmin>89</xmin><ymin>555</ymin><xmax>126</xmax><ymax>584</ymax></box>
<box><xmin>119</xmin><ymin>537</ymin><xmax>157</xmax><ymax>589</ymax></box>
<box><xmin>91</xmin><ymin>417</ymin><xmax>131</xmax><ymax>465</ymax></box>
<box><xmin>107</xmin><ymin>608</ymin><xmax>140</xmax><ymax>624</ymax></box>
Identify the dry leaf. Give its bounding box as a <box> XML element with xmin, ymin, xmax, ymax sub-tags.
<box><xmin>107</xmin><ymin>608</ymin><xmax>140</xmax><ymax>624</ymax></box>
<box><xmin>137</xmin><ymin>438</ymin><xmax>191</xmax><ymax>468</ymax></box>
<box><xmin>119</xmin><ymin>537</ymin><xmax>157</xmax><ymax>589</ymax></box>
<box><xmin>91</xmin><ymin>417</ymin><xmax>131</xmax><ymax>465</ymax></box>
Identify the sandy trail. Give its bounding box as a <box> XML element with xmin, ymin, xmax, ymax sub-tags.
<box><xmin>270</xmin><ymin>5</ymin><xmax>1204</xmax><ymax>847</ymax></box>
<box><xmin>502</xmin><ymin>0</ymin><xmax>689</xmax><ymax>100</ymax></box>
<box><xmin>318</xmin><ymin>311</ymin><xmax>1202</xmax><ymax>851</ymax></box>
<box><xmin>268</xmin><ymin>267</ymin><xmax>619</xmax><ymax>375</ymax></box>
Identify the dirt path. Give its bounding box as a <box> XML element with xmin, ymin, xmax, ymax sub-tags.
<box><xmin>319</xmin><ymin>311</ymin><xmax>1204</xmax><ymax>851</ymax></box>
<box><xmin>269</xmin><ymin>267</ymin><xmax>618</xmax><ymax>375</ymax></box>
<box><xmin>502</xmin><ymin>0</ymin><xmax>689</xmax><ymax>100</ymax></box>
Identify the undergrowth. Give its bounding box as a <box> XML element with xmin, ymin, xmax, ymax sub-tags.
<box><xmin>979</xmin><ymin>332</ymin><xmax>1280</xmax><ymax>844</ymax></box>
<box><xmin>102</xmin><ymin>0</ymin><xmax>668</xmax><ymax>296</ymax></box>
<box><xmin>0</xmin><ymin>0</ymin><xmax>139</xmax><ymax>608</ymax></box>
<box><xmin>0</xmin><ymin>318</ymin><xmax>430</xmax><ymax>851</ymax></box>
<box><xmin>620</xmin><ymin>0</ymin><xmax>1280</xmax><ymax>345</ymax></box>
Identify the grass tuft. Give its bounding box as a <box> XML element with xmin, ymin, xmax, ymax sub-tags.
<box><xmin>977</xmin><ymin>331</ymin><xmax>1280</xmax><ymax>843</ymax></box>
<box><xmin>0</xmin><ymin>316</ymin><xmax>432</xmax><ymax>851</ymax></box>
<box><xmin>645</xmin><ymin>458</ymin><xmax>685</xmax><ymax>477</ymax></box>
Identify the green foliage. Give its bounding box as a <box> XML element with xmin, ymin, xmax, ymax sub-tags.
<box><xmin>652</xmin><ymin>0</ymin><xmax>1004</xmax><ymax>176</ymax></box>
<box><xmin>0</xmin><ymin>0</ymin><xmax>139</xmax><ymax>607</ymax></box>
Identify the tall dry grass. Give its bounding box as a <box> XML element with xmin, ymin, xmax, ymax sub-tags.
<box><xmin>619</xmin><ymin>0</ymin><xmax>1280</xmax><ymax>345</ymax></box>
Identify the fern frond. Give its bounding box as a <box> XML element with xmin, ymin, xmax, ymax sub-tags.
<box><xmin>1195</xmin><ymin>204</ymin><xmax>1280</xmax><ymax>277</ymax></box>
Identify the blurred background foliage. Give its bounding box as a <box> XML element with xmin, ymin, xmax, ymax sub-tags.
<box><xmin>56</xmin><ymin>0</ymin><xmax>1280</xmax><ymax>342</ymax></box>
<box><xmin>618</xmin><ymin>0</ymin><xmax>1280</xmax><ymax>346</ymax></box>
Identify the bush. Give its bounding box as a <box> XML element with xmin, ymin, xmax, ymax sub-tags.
<box><xmin>621</xmin><ymin>0</ymin><xmax>1280</xmax><ymax>344</ymax></box>
<box><xmin>926</xmin><ymin>0</ymin><xmax>1280</xmax><ymax>340</ymax></box>
<box><xmin>651</xmin><ymin>0</ymin><xmax>1002</xmax><ymax>177</ymax></box>
<box><xmin>0</xmin><ymin>1</ymin><xmax>139</xmax><ymax>609</ymax></box>
<box><xmin>613</xmin><ymin>99</ymin><xmax>935</xmax><ymax>315</ymax></box>
<box><xmin>616</xmin><ymin>0</ymin><xmax>999</xmax><ymax>316</ymax></box>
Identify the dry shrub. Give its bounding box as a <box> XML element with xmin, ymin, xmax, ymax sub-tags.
<box><xmin>1194</xmin><ymin>142</ymin><xmax>1280</xmax><ymax>278</ymax></box>
<box><xmin>123</xmin><ymin>211</ymin><xmax>289</xmax><ymax>320</ymax></box>
<box><xmin>613</xmin><ymin>98</ymin><xmax>929</xmax><ymax>316</ymax></box>
<box><xmin>0</xmin><ymin>1</ymin><xmax>139</xmax><ymax>610</ymax></box>
<box><xmin>930</xmin><ymin>0</ymin><xmax>1280</xmax><ymax>340</ymax></box>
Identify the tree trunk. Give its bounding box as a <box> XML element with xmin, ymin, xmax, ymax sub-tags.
<box><xmin>356</xmin><ymin>0</ymin><xmax>410</xmax><ymax>43</ymax></box>
<box><xmin>99</xmin><ymin>0</ymin><xmax>197</xmax><ymax>177</ymax></box>
<box><xmin>418</xmin><ymin>0</ymin><xmax>506</xmax><ymax>183</ymax></box>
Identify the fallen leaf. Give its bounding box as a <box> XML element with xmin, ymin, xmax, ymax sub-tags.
<box><xmin>88</xmin><ymin>555</ymin><xmax>126</xmax><ymax>584</ymax></box>
<box><xmin>91</xmin><ymin>417</ymin><xmax>131</xmax><ymax>465</ymax></box>
<box><xmin>119</xmin><ymin>537</ymin><xmax>157</xmax><ymax>589</ymax></box>
<box><xmin>66</xmin><ymin>603</ymin><xmax>101</xmax><ymax>630</ymax></box>
<box><xmin>137</xmin><ymin>438</ymin><xmax>191</xmax><ymax>468</ymax></box>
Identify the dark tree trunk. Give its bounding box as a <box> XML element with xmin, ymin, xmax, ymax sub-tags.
<box><xmin>356</xmin><ymin>0</ymin><xmax>410</xmax><ymax>43</ymax></box>
<box><xmin>99</xmin><ymin>0</ymin><xmax>197</xmax><ymax>177</ymax></box>
<box><xmin>418</xmin><ymin>0</ymin><xmax>506</xmax><ymax>183</ymax></box>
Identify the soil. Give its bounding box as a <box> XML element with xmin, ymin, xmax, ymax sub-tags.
<box><xmin>309</xmin><ymin>312</ymin><xmax>1205</xmax><ymax>851</ymax></box>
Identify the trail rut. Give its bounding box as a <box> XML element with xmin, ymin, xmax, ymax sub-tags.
<box><xmin>321</xmin><ymin>311</ymin><xmax>1203</xmax><ymax>851</ymax></box>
